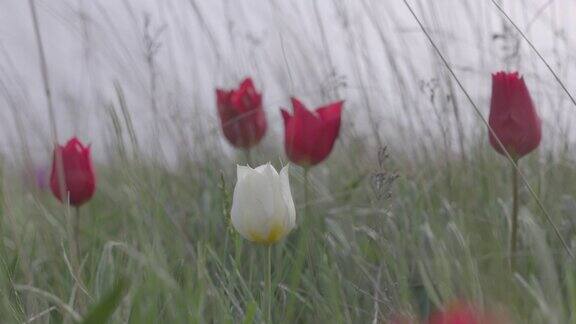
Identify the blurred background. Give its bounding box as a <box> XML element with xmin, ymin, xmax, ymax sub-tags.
<box><xmin>2</xmin><ymin>0</ymin><xmax>576</xmax><ymax>166</ymax></box>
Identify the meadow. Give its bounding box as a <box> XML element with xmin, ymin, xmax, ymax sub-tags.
<box><xmin>1</xmin><ymin>0</ymin><xmax>576</xmax><ymax>323</ymax></box>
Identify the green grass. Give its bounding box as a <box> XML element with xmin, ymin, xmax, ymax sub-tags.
<box><xmin>1</xmin><ymin>143</ymin><xmax>575</xmax><ymax>323</ymax></box>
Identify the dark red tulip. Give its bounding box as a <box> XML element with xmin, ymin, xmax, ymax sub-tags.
<box><xmin>428</xmin><ymin>302</ymin><xmax>508</xmax><ymax>324</ymax></box>
<box><xmin>216</xmin><ymin>78</ymin><xmax>267</xmax><ymax>149</ymax></box>
<box><xmin>50</xmin><ymin>137</ymin><xmax>96</xmax><ymax>206</ymax></box>
<box><xmin>281</xmin><ymin>98</ymin><xmax>343</xmax><ymax>167</ymax></box>
<box><xmin>488</xmin><ymin>71</ymin><xmax>541</xmax><ymax>160</ymax></box>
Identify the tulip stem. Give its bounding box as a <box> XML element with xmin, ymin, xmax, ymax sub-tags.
<box><xmin>510</xmin><ymin>161</ymin><xmax>520</xmax><ymax>270</ymax></box>
<box><xmin>303</xmin><ymin>168</ymin><xmax>313</xmax><ymax>250</ymax></box>
<box><xmin>74</xmin><ymin>207</ymin><xmax>81</xmax><ymax>265</ymax></box>
<box><xmin>303</xmin><ymin>168</ymin><xmax>309</xmax><ymax>219</ymax></box>
<box><xmin>302</xmin><ymin>167</ymin><xmax>317</xmax><ymax>280</ymax></box>
<box><xmin>265</xmin><ymin>245</ymin><xmax>272</xmax><ymax>323</ymax></box>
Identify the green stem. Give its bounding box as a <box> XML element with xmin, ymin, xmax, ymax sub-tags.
<box><xmin>303</xmin><ymin>168</ymin><xmax>309</xmax><ymax>222</ymax></box>
<box><xmin>510</xmin><ymin>161</ymin><xmax>519</xmax><ymax>270</ymax></box>
<box><xmin>265</xmin><ymin>245</ymin><xmax>272</xmax><ymax>323</ymax></box>
<box><xmin>74</xmin><ymin>206</ymin><xmax>81</xmax><ymax>266</ymax></box>
<box><xmin>303</xmin><ymin>167</ymin><xmax>317</xmax><ymax>275</ymax></box>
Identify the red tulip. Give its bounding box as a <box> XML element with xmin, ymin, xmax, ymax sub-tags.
<box><xmin>50</xmin><ymin>137</ymin><xmax>96</xmax><ymax>206</ymax></box>
<box><xmin>281</xmin><ymin>98</ymin><xmax>343</xmax><ymax>167</ymax></box>
<box><xmin>488</xmin><ymin>71</ymin><xmax>541</xmax><ymax>159</ymax></box>
<box><xmin>216</xmin><ymin>78</ymin><xmax>267</xmax><ymax>149</ymax></box>
<box><xmin>428</xmin><ymin>302</ymin><xmax>509</xmax><ymax>324</ymax></box>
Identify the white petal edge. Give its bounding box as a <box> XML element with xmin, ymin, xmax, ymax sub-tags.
<box><xmin>237</xmin><ymin>165</ymin><xmax>253</xmax><ymax>182</ymax></box>
<box><xmin>255</xmin><ymin>163</ymin><xmax>280</xmax><ymax>190</ymax></box>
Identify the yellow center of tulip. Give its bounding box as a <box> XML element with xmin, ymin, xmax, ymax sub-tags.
<box><xmin>248</xmin><ymin>223</ymin><xmax>285</xmax><ymax>245</ymax></box>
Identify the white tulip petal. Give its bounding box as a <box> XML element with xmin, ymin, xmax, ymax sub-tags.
<box><xmin>237</xmin><ymin>165</ymin><xmax>253</xmax><ymax>182</ymax></box>
<box><xmin>255</xmin><ymin>163</ymin><xmax>279</xmax><ymax>179</ymax></box>
<box><xmin>230</xmin><ymin>163</ymin><xmax>296</xmax><ymax>244</ymax></box>
<box><xmin>254</xmin><ymin>163</ymin><xmax>270</xmax><ymax>174</ymax></box>
<box><xmin>279</xmin><ymin>165</ymin><xmax>290</xmax><ymax>186</ymax></box>
<box><xmin>238</xmin><ymin>176</ymin><xmax>272</xmax><ymax>217</ymax></box>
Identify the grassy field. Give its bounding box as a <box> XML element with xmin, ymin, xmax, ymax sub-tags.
<box><xmin>2</xmin><ymin>137</ymin><xmax>576</xmax><ymax>323</ymax></box>
<box><xmin>1</xmin><ymin>0</ymin><xmax>576</xmax><ymax>323</ymax></box>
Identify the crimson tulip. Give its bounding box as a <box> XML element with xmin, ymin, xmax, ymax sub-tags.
<box><xmin>281</xmin><ymin>98</ymin><xmax>343</xmax><ymax>167</ymax></box>
<box><xmin>216</xmin><ymin>78</ymin><xmax>267</xmax><ymax>149</ymax></box>
<box><xmin>428</xmin><ymin>302</ymin><xmax>509</xmax><ymax>324</ymax></box>
<box><xmin>488</xmin><ymin>71</ymin><xmax>541</xmax><ymax>160</ymax></box>
<box><xmin>50</xmin><ymin>137</ymin><xmax>96</xmax><ymax>206</ymax></box>
<box><xmin>488</xmin><ymin>71</ymin><xmax>543</xmax><ymax>268</ymax></box>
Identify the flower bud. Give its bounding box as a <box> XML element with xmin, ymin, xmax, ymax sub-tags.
<box><xmin>50</xmin><ymin>137</ymin><xmax>96</xmax><ymax>206</ymax></box>
<box><xmin>216</xmin><ymin>78</ymin><xmax>267</xmax><ymax>149</ymax></box>
<box><xmin>489</xmin><ymin>71</ymin><xmax>541</xmax><ymax>159</ymax></box>
<box><xmin>231</xmin><ymin>163</ymin><xmax>296</xmax><ymax>244</ymax></box>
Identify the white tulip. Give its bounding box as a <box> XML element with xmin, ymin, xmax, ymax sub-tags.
<box><xmin>231</xmin><ymin>163</ymin><xmax>296</xmax><ymax>244</ymax></box>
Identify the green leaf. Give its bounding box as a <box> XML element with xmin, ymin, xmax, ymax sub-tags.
<box><xmin>241</xmin><ymin>301</ymin><xmax>257</xmax><ymax>324</ymax></box>
<box><xmin>81</xmin><ymin>279</ymin><xmax>129</xmax><ymax>324</ymax></box>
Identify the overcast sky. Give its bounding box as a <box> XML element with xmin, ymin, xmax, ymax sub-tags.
<box><xmin>1</xmin><ymin>0</ymin><xmax>575</xmax><ymax>163</ymax></box>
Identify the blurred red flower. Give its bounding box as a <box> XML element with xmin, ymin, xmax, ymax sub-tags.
<box><xmin>50</xmin><ymin>137</ymin><xmax>96</xmax><ymax>206</ymax></box>
<box><xmin>488</xmin><ymin>71</ymin><xmax>541</xmax><ymax>159</ymax></box>
<box><xmin>281</xmin><ymin>97</ymin><xmax>343</xmax><ymax>167</ymax></box>
<box><xmin>428</xmin><ymin>302</ymin><xmax>509</xmax><ymax>324</ymax></box>
<box><xmin>216</xmin><ymin>78</ymin><xmax>267</xmax><ymax>149</ymax></box>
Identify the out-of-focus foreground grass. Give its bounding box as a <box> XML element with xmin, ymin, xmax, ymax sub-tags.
<box><xmin>1</xmin><ymin>139</ymin><xmax>576</xmax><ymax>323</ymax></box>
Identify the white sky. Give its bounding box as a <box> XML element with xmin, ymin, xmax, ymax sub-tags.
<box><xmin>1</xmin><ymin>0</ymin><xmax>576</xmax><ymax>164</ymax></box>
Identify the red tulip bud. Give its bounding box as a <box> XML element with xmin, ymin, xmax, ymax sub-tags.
<box><xmin>50</xmin><ymin>137</ymin><xmax>96</xmax><ymax>206</ymax></box>
<box><xmin>488</xmin><ymin>71</ymin><xmax>541</xmax><ymax>160</ymax></box>
<box><xmin>216</xmin><ymin>78</ymin><xmax>267</xmax><ymax>148</ymax></box>
<box><xmin>281</xmin><ymin>98</ymin><xmax>343</xmax><ymax>167</ymax></box>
